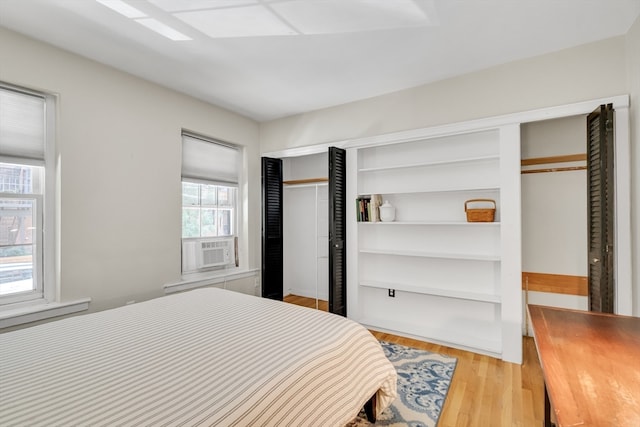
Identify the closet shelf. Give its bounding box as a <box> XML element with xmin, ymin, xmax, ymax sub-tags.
<box><xmin>358</xmin><ymin>154</ymin><xmax>499</xmax><ymax>173</ymax></box>
<box><xmin>360</xmin><ymin>280</ymin><xmax>501</xmax><ymax>303</ymax></box>
<box><xmin>359</xmin><ymin>248</ymin><xmax>500</xmax><ymax>261</ymax></box>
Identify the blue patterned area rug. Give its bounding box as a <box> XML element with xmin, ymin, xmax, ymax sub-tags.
<box><xmin>347</xmin><ymin>341</ymin><xmax>457</xmax><ymax>427</ymax></box>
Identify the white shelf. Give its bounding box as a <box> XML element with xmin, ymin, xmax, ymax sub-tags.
<box><xmin>349</xmin><ymin>125</ymin><xmax>522</xmax><ymax>363</ymax></box>
<box><xmin>360</xmin><ymin>280</ymin><xmax>501</xmax><ymax>303</ymax></box>
<box><xmin>359</xmin><ymin>248</ymin><xmax>500</xmax><ymax>261</ymax></box>
<box><xmin>358</xmin><ymin>221</ymin><xmax>500</xmax><ymax>226</ymax></box>
<box><xmin>359</xmin><ymin>315</ymin><xmax>502</xmax><ymax>355</ymax></box>
<box><xmin>358</xmin><ymin>154</ymin><xmax>499</xmax><ymax>173</ymax></box>
<box><xmin>357</xmin><ymin>186</ymin><xmax>499</xmax><ymax>197</ymax></box>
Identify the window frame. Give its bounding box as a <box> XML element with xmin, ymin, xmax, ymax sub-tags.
<box><xmin>0</xmin><ymin>83</ymin><xmax>56</xmax><ymax>307</ymax></box>
<box><xmin>180</xmin><ymin>131</ymin><xmax>241</xmax><ymax>274</ymax></box>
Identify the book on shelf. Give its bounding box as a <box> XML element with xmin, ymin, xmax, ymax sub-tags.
<box><xmin>356</xmin><ymin>194</ymin><xmax>382</xmax><ymax>222</ymax></box>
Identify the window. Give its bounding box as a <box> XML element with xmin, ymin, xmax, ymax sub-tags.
<box><xmin>181</xmin><ymin>132</ymin><xmax>240</xmax><ymax>273</ymax></box>
<box><xmin>182</xmin><ymin>182</ymin><xmax>236</xmax><ymax>238</ymax></box>
<box><xmin>0</xmin><ymin>84</ymin><xmax>53</xmax><ymax>306</ymax></box>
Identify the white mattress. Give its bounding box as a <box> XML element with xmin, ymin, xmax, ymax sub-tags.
<box><xmin>0</xmin><ymin>288</ymin><xmax>396</xmax><ymax>426</ymax></box>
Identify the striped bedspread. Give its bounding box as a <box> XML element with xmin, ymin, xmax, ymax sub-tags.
<box><xmin>0</xmin><ymin>288</ymin><xmax>396</xmax><ymax>426</ymax></box>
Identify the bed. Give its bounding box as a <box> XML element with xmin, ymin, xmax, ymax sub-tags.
<box><xmin>0</xmin><ymin>288</ymin><xmax>397</xmax><ymax>426</ymax></box>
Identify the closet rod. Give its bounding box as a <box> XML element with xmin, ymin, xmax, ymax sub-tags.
<box><xmin>521</xmin><ymin>153</ymin><xmax>586</xmax><ymax>166</ymax></box>
<box><xmin>522</xmin><ymin>166</ymin><xmax>586</xmax><ymax>174</ymax></box>
<box><xmin>283</xmin><ymin>177</ymin><xmax>328</xmax><ymax>185</ymax></box>
<box><xmin>521</xmin><ymin>153</ymin><xmax>586</xmax><ymax>174</ymax></box>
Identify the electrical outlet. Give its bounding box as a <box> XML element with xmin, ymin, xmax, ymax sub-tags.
<box><xmin>388</xmin><ymin>289</ymin><xmax>395</xmax><ymax>297</ymax></box>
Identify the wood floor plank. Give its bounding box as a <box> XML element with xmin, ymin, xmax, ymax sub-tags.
<box><xmin>284</xmin><ymin>294</ymin><xmax>545</xmax><ymax>426</ymax></box>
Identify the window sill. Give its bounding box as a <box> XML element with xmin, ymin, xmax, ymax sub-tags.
<box><xmin>164</xmin><ymin>268</ymin><xmax>259</xmax><ymax>294</ymax></box>
<box><xmin>0</xmin><ymin>298</ymin><xmax>91</xmax><ymax>329</ymax></box>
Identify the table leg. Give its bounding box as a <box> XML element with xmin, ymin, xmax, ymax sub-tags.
<box><xmin>544</xmin><ymin>385</ymin><xmax>554</xmax><ymax>427</ymax></box>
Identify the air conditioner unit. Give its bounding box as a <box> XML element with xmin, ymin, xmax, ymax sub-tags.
<box><xmin>182</xmin><ymin>237</ymin><xmax>235</xmax><ymax>272</ymax></box>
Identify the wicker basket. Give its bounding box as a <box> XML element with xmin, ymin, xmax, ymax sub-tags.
<box><xmin>464</xmin><ymin>199</ymin><xmax>496</xmax><ymax>222</ymax></box>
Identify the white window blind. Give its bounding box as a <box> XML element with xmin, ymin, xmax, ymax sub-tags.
<box><xmin>182</xmin><ymin>133</ymin><xmax>239</xmax><ymax>185</ymax></box>
<box><xmin>0</xmin><ymin>87</ymin><xmax>46</xmax><ymax>164</ymax></box>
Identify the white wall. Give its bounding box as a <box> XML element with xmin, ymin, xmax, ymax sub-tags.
<box><xmin>261</xmin><ymin>33</ymin><xmax>639</xmax><ymax>316</ymax></box>
<box><xmin>282</xmin><ymin>153</ymin><xmax>329</xmax><ymax>302</ymax></box>
<box><xmin>0</xmin><ymin>28</ymin><xmax>261</xmax><ymax>313</ymax></box>
<box><xmin>627</xmin><ymin>16</ymin><xmax>640</xmax><ymax>315</ymax></box>
<box><xmin>521</xmin><ymin>116</ymin><xmax>587</xmax><ymax>277</ymax></box>
<box><xmin>260</xmin><ymin>37</ymin><xmax>627</xmax><ymax>152</ymax></box>
<box><xmin>521</xmin><ymin>117</ymin><xmax>589</xmax><ymax>330</ymax></box>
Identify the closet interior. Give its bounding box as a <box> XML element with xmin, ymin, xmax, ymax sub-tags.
<box><xmin>282</xmin><ymin>152</ymin><xmax>329</xmax><ymax>309</ymax></box>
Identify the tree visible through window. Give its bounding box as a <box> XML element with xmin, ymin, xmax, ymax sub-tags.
<box><xmin>181</xmin><ymin>182</ymin><xmax>235</xmax><ymax>238</ymax></box>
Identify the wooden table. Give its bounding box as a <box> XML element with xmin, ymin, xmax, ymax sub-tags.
<box><xmin>528</xmin><ymin>305</ymin><xmax>640</xmax><ymax>427</ymax></box>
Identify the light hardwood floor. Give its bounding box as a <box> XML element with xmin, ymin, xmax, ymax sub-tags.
<box><xmin>284</xmin><ymin>295</ymin><xmax>545</xmax><ymax>427</ymax></box>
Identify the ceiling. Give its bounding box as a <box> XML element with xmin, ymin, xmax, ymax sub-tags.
<box><xmin>1</xmin><ymin>0</ymin><xmax>639</xmax><ymax>122</ymax></box>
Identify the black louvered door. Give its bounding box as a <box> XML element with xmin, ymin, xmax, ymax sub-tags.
<box><xmin>261</xmin><ymin>157</ymin><xmax>283</xmax><ymax>301</ymax></box>
<box><xmin>587</xmin><ymin>104</ymin><xmax>615</xmax><ymax>313</ymax></box>
<box><xmin>329</xmin><ymin>147</ymin><xmax>347</xmax><ymax>316</ymax></box>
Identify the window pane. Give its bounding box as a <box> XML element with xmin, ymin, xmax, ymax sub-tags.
<box><xmin>201</xmin><ymin>185</ymin><xmax>217</xmax><ymax>206</ymax></box>
<box><xmin>0</xmin><ymin>198</ymin><xmax>35</xmax><ymax>295</ymax></box>
<box><xmin>217</xmin><ymin>186</ymin><xmax>235</xmax><ymax>207</ymax></box>
<box><xmin>181</xmin><ymin>183</ymin><xmax>236</xmax><ymax>240</ymax></box>
<box><xmin>0</xmin><ymin>163</ymin><xmax>38</xmax><ymax>194</ymax></box>
<box><xmin>218</xmin><ymin>208</ymin><xmax>233</xmax><ymax>236</ymax></box>
<box><xmin>182</xmin><ymin>207</ymin><xmax>200</xmax><ymax>238</ymax></box>
<box><xmin>201</xmin><ymin>208</ymin><xmax>217</xmax><ymax>237</ymax></box>
<box><xmin>182</xmin><ymin>182</ymin><xmax>199</xmax><ymax>206</ymax></box>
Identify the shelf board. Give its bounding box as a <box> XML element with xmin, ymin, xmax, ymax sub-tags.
<box><xmin>358</xmin><ymin>154</ymin><xmax>499</xmax><ymax>173</ymax></box>
<box><xmin>283</xmin><ymin>177</ymin><xmax>328</xmax><ymax>185</ymax></box>
<box><xmin>359</xmin><ymin>248</ymin><xmax>500</xmax><ymax>261</ymax></box>
<box><xmin>358</xmin><ymin>220</ymin><xmax>500</xmax><ymax>226</ymax></box>
<box><xmin>357</xmin><ymin>186</ymin><xmax>499</xmax><ymax>197</ymax></box>
<box><xmin>359</xmin><ymin>315</ymin><xmax>502</xmax><ymax>355</ymax></box>
<box><xmin>360</xmin><ymin>280</ymin><xmax>501</xmax><ymax>303</ymax></box>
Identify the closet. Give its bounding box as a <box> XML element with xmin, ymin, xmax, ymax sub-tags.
<box><xmin>282</xmin><ymin>152</ymin><xmax>329</xmax><ymax>308</ymax></box>
<box><xmin>261</xmin><ymin>147</ymin><xmax>346</xmax><ymax>314</ymax></box>
<box><xmin>520</xmin><ymin>116</ymin><xmax>588</xmax><ymax>312</ymax></box>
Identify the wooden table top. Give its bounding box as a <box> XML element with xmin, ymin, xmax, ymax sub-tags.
<box><xmin>528</xmin><ymin>305</ymin><xmax>640</xmax><ymax>427</ymax></box>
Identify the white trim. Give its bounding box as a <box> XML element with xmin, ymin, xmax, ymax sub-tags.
<box><xmin>165</xmin><ymin>268</ymin><xmax>259</xmax><ymax>294</ymax></box>
<box><xmin>613</xmin><ymin>106</ymin><xmax>632</xmax><ymax>315</ymax></box>
<box><xmin>0</xmin><ymin>298</ymin><xmax>90</xmax><ymax>329</ymax></box>
<box><xmin>44</xmin><ymin>92</ymin><xmax>57</xmax><ymax>303</ymax></box>
<box><xmin>499</xmin><ymin>124</ymin><xmax>522</xmax><ymax>364</ymax></box>
<box><xmin>262</xmin><ymin>141</ymin><xmax>344</xmax><ymax>158</ymax></box>
<box><xmin>264</xmin><ymin>95</ymin><xmax>629</xmax><ymax>158</ymax></box>
<box><xmin>342</xmin><ymin>95</ymin><xmax>630</xmax><ymax>150</ymax></box>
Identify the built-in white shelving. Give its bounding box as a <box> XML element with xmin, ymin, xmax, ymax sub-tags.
<box><xmin>357</xmin><ymin>154</ymin><xmax>500</xmax><ymax>173</ymax></box>
<box><xmin>359</xmin><ymin>248</ymin><xmax>501</xmax><ymax>262</ymax></box>
<box><xmin>347</xmin><ymin>126</ymin><xmax>522</xmax><ymax>363</ymax></box>
<box><xmin>360</xmin><ymin>280</ymin><xmax>501</xmax><ymax>303</ymax></box>
<box><xmin>359</xmin><ymin>315</ymin><xmax>503</xmax><ymax>354</ymax></box>
<box><xmin>359</xmin><ymin>221</ymin><xmax>501</xmax><ymax>226</ymax></box>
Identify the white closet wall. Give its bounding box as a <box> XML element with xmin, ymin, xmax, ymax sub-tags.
<box><xmin>282</xmin><ymin>153</ymin><xmax>329</xmax><ymax>302</ymax></box>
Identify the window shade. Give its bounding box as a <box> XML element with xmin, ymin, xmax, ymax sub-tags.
<box><xmin>0</xmin><ymin>87</ymin><xmax>46</xmax><ymax>163</ymax></box>
<box><xmin>182</xmin><ymin>133</ymin><xmax>239</xmax><ymax>185</ymax></box>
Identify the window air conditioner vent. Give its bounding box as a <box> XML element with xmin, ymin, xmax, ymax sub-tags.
<box><xmin>182</xmin><ymin>237</ymin><xmax>235</xmax><ymax>272</ymax></box>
